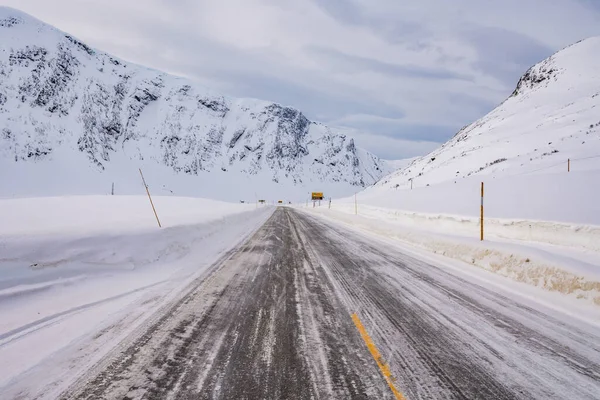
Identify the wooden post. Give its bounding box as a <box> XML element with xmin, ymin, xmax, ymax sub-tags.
<box><xmin>139</xmin><ymin>168</ymin><xmax>162</xmax><ymax>228</ymax></box>
<box><xmin>568</xmin><ymin>158</ymin><xmax>570</xmax><ymax>172</ymax></box>
<box><xmin>111</xmin><ymin>182</ymin><xmax>114</xmax><ymax>196</ymax></box>
<box><xmin>480</xmin><ymin>182</ymin><xmax>484</xmax><ymax>241</ymax></box>
<box><xmin>355</xmin><ymin>193</ymin><xmax>358</xmax><ymax>215</ymax></box>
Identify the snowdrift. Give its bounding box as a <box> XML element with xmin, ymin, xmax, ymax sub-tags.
<box><xmin>303</xmin><ymin>203</ymin><xmax>600</xmax><ymax>308</ymax></box>
<box><xmin>0</xmin><ymin>195</ymin><xmax>273</xmax><ymax>390</ymax></box>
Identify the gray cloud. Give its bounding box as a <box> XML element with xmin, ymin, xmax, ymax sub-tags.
<box><xmin>312</xmin><ymin>0</ymin><xmax>428</xmax><ymax>43</ymax></box>
<box><xmin>461</xmin><ymin>26</ymin><xmax>556</xmax><ymax>86</ymax></box>
<box><xmin>1</xmin><ymin>0</ymin><xmax>599</xmax><ymax>161</ymax></box>
<box><xmin>312</xmin><ymin>0</ymin><xmax>365</xmax><ymax>26</ymax></box>
<box><xmin>306</xmin><ymin>46</ymin><xmax>473</xmax><ymax>81</ymax></box>
<box><xmin>344</xmin><ymin>130</ymin><xmax>441</xmax><ymax>160</ymax></box>
<box><xmin>342</xmin><ymin>120</ymin><xmax>460</xmax><ymax>143</ymax></box>
<box><xmin>199</xmin><ymin>68</ymin><xmax>407</xmax><ymax>123</ymax></box>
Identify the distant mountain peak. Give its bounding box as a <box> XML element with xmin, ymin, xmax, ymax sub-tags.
<box><xmin>0</xmin><ymin>7</ymin><xmax>392</xmax><ymax>199</ymax></box>
<box><xmin>512</xmin><ymin>36</ymin><xmax>600</xmax><ymax>98</ymax></box>
<box><xmin>375</xmin><ymin>36</ymin><xmax>600</xmax><ymax>190</ymax></box>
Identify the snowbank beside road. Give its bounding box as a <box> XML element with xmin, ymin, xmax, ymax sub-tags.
<box><xmin>319</xmin><ymin>202</ymin><xmax>600</xmax><ymax>253</ymax></box>
<box><xmin>0</xmin><ymin>196</ymin><xmax>273</xmax><ymax>392</ymax></box>
<box><xmin>0</xmin><ymin>195</ymin><xmax>260</xmax><ymax>236</ymax></box>
<box><xmin>300</xmin><ymin>205</ymin><xmax>600</xmax><ymax>309</ymax></box>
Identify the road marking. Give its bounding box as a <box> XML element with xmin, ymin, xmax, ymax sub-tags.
<box><xmin>351</xmin><ymin>313</ymin><xmax>406</xmax><ymax>400</ymax></box>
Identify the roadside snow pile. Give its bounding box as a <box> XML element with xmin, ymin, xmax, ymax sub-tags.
<box><xmin>0</xmin><ymin>196</ymin><xmax>272</xmax><ymax>391</ymax></box>
<box><xmin>0</xmin><ymin>195</ymin><xmax>259</xmax><ymax>235</ymax></box>
<box><xmin>303</xmin><ymin>205</ymin><xmax>600</xmax><ymax>307</ymax></box>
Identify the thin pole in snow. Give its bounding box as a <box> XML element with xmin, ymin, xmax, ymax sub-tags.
<box><xmin>139</xmin><ymin>168</ymin><xmax>162</xmax><ymax>228</ymax></box>
<box><xmin>480</xmin><ymin>182</ymin><xmax>484</xmax><ymax>241</ymax></box>
<box><xmin>568</xmin><ymin>158</ymin><xmax>570</xmax><ymax>172</ymax></box>
<box><xmin>355</xmin><ymin>192</ymin><xmax>358</xmax><ymax>215</ymax></box>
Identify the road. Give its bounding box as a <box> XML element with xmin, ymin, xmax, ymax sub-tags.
<box><xmin>62</xmin><ymin>208</ymin><xmax>600</xmax><ymax>399</ymax></box>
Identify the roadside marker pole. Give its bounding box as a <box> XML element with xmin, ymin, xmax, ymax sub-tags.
<box><xmin>568</xmin><ymin>158</ymin><xmax>570</xmax><ymax>172</ymax></box>
<box><xmin>480</xmin><ymin>182</ymin><xmax>484</xmax><ymax>241</ymax></box>
<box><xmin>139</xmin><ymin>168</ymin><xmax>162</xmax><ymax>228</ymax></box>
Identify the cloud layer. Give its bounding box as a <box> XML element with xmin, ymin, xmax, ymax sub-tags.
<box><xmin>2</xmin><ymin>0</ymin><xmax>599</xmax><ymax>159</ymax></box>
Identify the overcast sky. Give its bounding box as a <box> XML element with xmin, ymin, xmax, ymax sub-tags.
<box><xmin>2</xmin><ymin>0</ymin><xmax>600</xmax><ymax>159</ymax></box>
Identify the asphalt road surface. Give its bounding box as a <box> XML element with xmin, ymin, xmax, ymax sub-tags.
<box><xmin>62</xmin><ymin>208</ymin><xmax>600</xmax><ymax>399</ymax></box>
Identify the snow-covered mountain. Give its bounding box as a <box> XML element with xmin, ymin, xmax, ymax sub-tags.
<box><xmin>375</xmin><ymin>37</ymin><xmax>600</xmax><ymax>190</ymax></box>
<box><xmin>0</xmin><ymin>7</ymin><xmax>390</xmax><ymax>201</ymax></box>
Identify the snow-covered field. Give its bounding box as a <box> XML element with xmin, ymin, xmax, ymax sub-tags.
<box><xmin>301</xmin><ymin>170</ymin><xmax>600</xmax><ymax>311</ymax></box>
<box><xmin>345</xmin><ymin>171</ymin><xmax>600</xmax><ymax>249</ymax></box>
<box><xmin>0</xmin><ymin>195</ymin><xmax>273</xmax><ymax>391</ymax></box>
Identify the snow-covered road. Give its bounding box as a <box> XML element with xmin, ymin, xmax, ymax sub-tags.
<box><xmin>24</xmin><ymin>208</ymin><xmax>600</xmax><ymax>399</ymax></box>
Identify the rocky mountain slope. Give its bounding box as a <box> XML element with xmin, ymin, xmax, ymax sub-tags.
<box><xmin>0</xmin><ymin>7</ymin><xmax>390</xmax><ymax>200</ymax></box>
<box><xmin>375</xmin><ymin>37</ymin><xmax>600</xmax><ymax>190</ymax></box>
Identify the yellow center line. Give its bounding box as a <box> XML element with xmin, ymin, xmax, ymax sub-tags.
<box><xmin>351</xmin><ymin>313</ymin><xmax>406</xmax><ymax>400</ymax></box>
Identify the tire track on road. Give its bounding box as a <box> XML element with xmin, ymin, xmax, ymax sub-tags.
<box><xmin>294</xmin><ymin>210</ymin><xmax>600</xmax><ymax>399</ymax></box>
<box><xmin>61</xmin><ymin>208</ymin><xmax>600</xmax><ymax>399</ymax></box>
<box><xmin>62</xmin><ymin>208</ymin><xmax>390</xmax><ymax>400</ymax></box>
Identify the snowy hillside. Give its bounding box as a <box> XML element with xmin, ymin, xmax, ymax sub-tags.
<box><xmin>376</xmin><ymin>37</ymin><xmax>600</xmax><ymax>190</ymax></box>
<box><xmin>297</xmin><ymin>39</ymin><xmax>600</xmax><ymax>313</ymax></box>
<box><xmin>317</xmin><ymin>36</ymin><xmax>600</xmax><ymax>269</ymax></box>
<box><xmin>0</xmin><ymin>7</ymin><xmax>390</xmax><ymax>201</ymax></box>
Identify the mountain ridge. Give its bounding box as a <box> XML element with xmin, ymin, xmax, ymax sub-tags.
<box><xmin>0</xmin><ymin>7</ymin><xmax>391</xmax><ymax>200</ymax></box>
<box><xmin>374</xmin><ymin>36</ymin><xmax>600</xmax><ymax>190</ymax></box>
